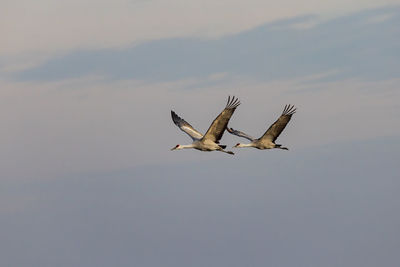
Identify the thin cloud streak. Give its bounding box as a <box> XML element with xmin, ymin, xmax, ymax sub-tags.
<box><xmin>2</xmin><ymin>1</ymin><xmax>399</xmax><ymax>58</ymax></box>
<box><xmin>11</xmin><ymin>6</ymin><xmax>400</xmax><ymax>82</ymax></box>
<box><xmin>1</xmin><ymin>75</ymin><xmax>399</xmax><ymax>179</ymax></box>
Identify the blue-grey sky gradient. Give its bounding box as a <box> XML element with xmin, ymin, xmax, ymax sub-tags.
<box><xmin>1</xmin><ymin>138</ymin><xmax>399</xmax><ymax>267</ymax></box>
<box><xmin>1</xmin><ymin>4</ymin><xmax>400</xmax><ymax>267</ymax></box>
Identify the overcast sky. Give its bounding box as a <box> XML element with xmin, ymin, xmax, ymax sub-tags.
<box><xmin>1</xmin><ymin>1</ymin><xmax>400</xmax><ymax>267</ymax></box>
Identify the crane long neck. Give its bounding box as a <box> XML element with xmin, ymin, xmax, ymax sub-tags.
<box><xmin>239</xmin><ymin>143</ymin><xmax>254</xmax><ymax>148</ymax></box>
<box><xmin>181</xmin><ymin>144</ymin><xmax>195</xmax><ymax>149</ymax></box>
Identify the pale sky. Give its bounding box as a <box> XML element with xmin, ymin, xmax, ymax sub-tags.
<box><xmin>1</xmin><ymin>1</ymin><xmax>400</xmax><ymax>267</ymax></box>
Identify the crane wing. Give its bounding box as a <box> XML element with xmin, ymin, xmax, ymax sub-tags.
<box><xmin>203</xmin><ymin>96</ymin><xmax>240</xmax><ymax>143</ymax></box>
<box><xmin>259</xmin><ymin>104</ymin><xmax>296</xmax><ymax>142</ymax></box>
<box><xmin>226</xmin><ymin>127</ymin><xmax>255</xmax><ymax>141</ymax></box>
<box><xmin>171</xmin><ymin>110</ymin><xmax>203</xmax><ymax>141</ymax></box>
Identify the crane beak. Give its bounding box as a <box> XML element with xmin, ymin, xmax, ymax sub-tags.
<box><xmin>171</xmin><ymin>144</ymin><xmax>179</xmax><ymax>151</ymax></box>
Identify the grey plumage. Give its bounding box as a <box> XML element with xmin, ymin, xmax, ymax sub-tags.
<box><xmin>259</xmin><ymin>104</ymin><xmax>296</xmax><ymax>143</ymax></box>
<box><xmin>203</xmin><ymin>96</ymin><xmax>241</xmax><ymax>143</ymax></box>
<box><xmin>226</xmin><ymin>128</ymin><xmax>255</xmax><ymax>142</ymax></box>
<box><xmin>228</xmin><ymin>104</ymin><xmax>296</xmax><ymax>150</ymax></box>
<box><xmin>171</xmin><ymin>96</ymin><xmax>240</xmax><ymax>154</ymax></box>
<box><xmin>171</xmin><ymin>111</ymin><xmax>203</xmax><ymax>141</ymax></box>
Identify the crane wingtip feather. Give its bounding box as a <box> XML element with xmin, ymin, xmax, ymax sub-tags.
<box><xmin>282</xmin><ymin>104</ymin><xmax>297</xmax><ymax>116</ymax></box>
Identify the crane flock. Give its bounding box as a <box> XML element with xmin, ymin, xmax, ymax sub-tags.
<box><xmin>171</xmin><ymin>96</ymin><xmax>296</xmax><ymax>155</ymax></box>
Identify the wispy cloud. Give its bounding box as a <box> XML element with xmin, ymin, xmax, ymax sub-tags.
<box><xmin>2</xmin><ymin>1</ymin><xmax>399</xmax><ymax>58</ymax></box>
<box><xmin>10</xmin><ymin>6</ymin><xmax>400</xmax><ymax>83</ymax></box>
